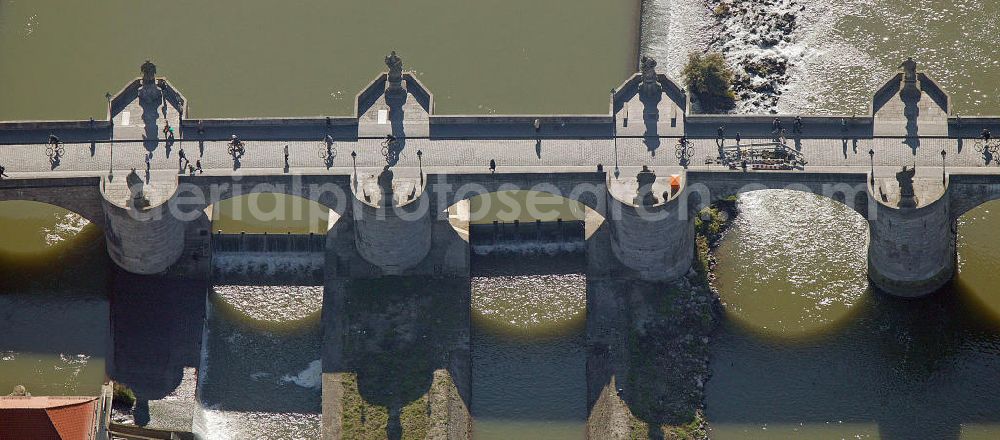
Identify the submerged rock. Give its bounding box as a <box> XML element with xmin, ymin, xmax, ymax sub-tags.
<box><xmin>706</xmin><ymin>0</ymin><xmax>802</xmax><ymax>112</ymax></box>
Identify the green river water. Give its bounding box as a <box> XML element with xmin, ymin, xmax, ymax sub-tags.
<box><xmin>2</xmin><ymin>0</ymin><xmax>1000</xmax><ymax>438</ymax></box>
<box><xmin>0</xmin><ymin>0</ymin><xmax>635</xmax><ymax>119</ymax></box>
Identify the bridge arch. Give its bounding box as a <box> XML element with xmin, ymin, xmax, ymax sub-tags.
<box><xmin>0</xmin><ymin>177</ymin><xmax>107</xmax><ymax>228</ymax></box>
<box><xmin>681</xmin><ymin>171</ymin><xmax>874</xmax><ymax>219</ymax></box>
<box><xmin>168</xmin><ymin>174</ymin><xmax>354</xmax><ymax>220</ymax></box>
<box><xmin>947</xmin><ymin>175</ymin><xmax>1000</xmax><ymax>222</ymax></box>
<box><xmin>427</xmin><ymin>172</ymin><xmax>608</xmax><ymax>218</ymax></box>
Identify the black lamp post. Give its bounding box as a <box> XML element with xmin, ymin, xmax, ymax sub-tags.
<box><xmin>868</xmin><ymin>148</ymin><xmax>874</xmax><ymax>187</ymax></box>
<box><xmin>351</xmin><ymin>151</ymin><xmax>358</xmax><ymax>189</ymax></box>
<box><xmin>611</xmin><ymin>88</ymin><xmax>620</xmax><ymax>178</ymax></box>
<box><xmin>941</xmin><ymin>149</ymin><xmax>947</xmax><ymax>185</ymax></box>
<box><xmin>417</xmin><ymin>149</ymin><xmax>423</xmax><ymax>185</ymax></box>
<box><xmin>106</xmin><ymin>92</ymin><xmax>114</xmax><ymax>181</ymax></box>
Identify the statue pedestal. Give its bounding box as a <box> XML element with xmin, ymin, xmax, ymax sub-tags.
<box><xmin>633</xmin><ymin>167</ymin><xmax>658</xmax><ymax>206</ymax></box>
<box><xmin>377</xmin><ymin>168</ymin><xmax>395</xmax><ymax>207</ymax></box>
<box><xmin>640</xmin><ymin>80</ymin><xmax>662</xmax><ymax>97</ymax></box>
<box><xmin>131</xmin><ymin>196</ymin><xmax>151</xmax><ymax>210</ymax></box>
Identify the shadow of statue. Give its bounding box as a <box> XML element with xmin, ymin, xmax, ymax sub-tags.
<box><xmin>90</xmin><ymin>142</ymin><xmax>96</xmax><ymax>156</ymax></box>
<box><xmin>902</xmin><ymin>87</ymin><xmax>922</xmax><ymax>154</ymax></box>
<box><xmin>853</xmin><ymin>138</ymin><xmax>859</xmax><ymax>154</ymax></box>
<box><xmin>49</xmin><ymin>154</ymin><xmax>61</xmax><ymax>170</ymax></box>
<box><xmin>536</xmin><ymin>139</ymin><xmax>542</xmax><ymax>158</ymax></box>
<box><xmin>842</xmin><ymin>138</ymin><xmax>849</xmax><ymax>158</ymax></box>
<box><xmin>641</xmin><ymin>92</ymin><xmax>661</xmax><ymax>156</ymax></box>
<box><xmin>956</xmin><ymin>137</ymin><xmax>963</xmax><ymax>154</ymax></box>
<box><xmin>794</xmin><ymin>135</ymin><xmax>802</xmax><ymax>152</ymax></box>
<box><xmin>141</xmin><ymin>97</ymin><xmax>162</xmax><ymax>153</ymax></box>
<box><xmin>386</xmin><ymin>94</ymin><xmax>407</xmax><ymax>168</ymax></box>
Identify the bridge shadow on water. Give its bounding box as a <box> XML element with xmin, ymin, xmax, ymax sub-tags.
<box><xmin>110</xmin><ymin>271</ymin><xmax>207</xmax><ymax>424</ymax></box>
<box><xmin>324</xmin><ymin>275</ymin><xmax>471</xmax><ymax>440</ymax></box>
<box><xmin>706</xmin><ymin>281</ymin><xmax>1000</xmax><ymax>439</ymax></box>
<box><xmin>0</xmin><ymin>225</ymin><xmax>111</xmax><ymax>364</ymax></box>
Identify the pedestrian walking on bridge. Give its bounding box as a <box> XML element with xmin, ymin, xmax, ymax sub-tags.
<box><xmin>489</xmin><ymin>159</ymin><xmax>496</xmax><ymax>174</ymax></box>
<box><xmin>178</xmin><ymin>148</ymin><xmax>189</xmax><ymax>168</ymax></box>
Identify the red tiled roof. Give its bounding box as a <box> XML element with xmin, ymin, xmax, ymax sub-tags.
<box><xmin>0</xmin><ymin>396</ymin><xmax>99</xmax><ymax>440</ymax></box>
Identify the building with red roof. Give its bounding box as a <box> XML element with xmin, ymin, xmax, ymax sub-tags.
<box><xmin>0</xmin><ymin>394</ymin><xmax>106</xmax><ymax>440</ymax></box>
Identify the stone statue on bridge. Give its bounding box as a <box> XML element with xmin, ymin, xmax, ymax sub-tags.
<box><xmin>377</xmin><ymin>166</ymin><xmax>395</xmax><ymax>207</ymax></box>
<box><xmin>634</xmin><ymin>165</ymin><xmax>658</xmax><ymax>206</ymax></box>
<box><xmin>141</xmin><ymin>60</ymin><xmax>157</xmax><ymax>84</ymax></box>
<box><xmin>138</xmin><ymin>60</ymin><xmax>163</xmax><ymax>105</ymax></box>
<box><xmin>899</xmin><ymin>57</ymin><xmax>919</xmax><ymax>97</ymax></box>
<box><xmin>126</xmin><ymin>168</ymin><xmax>150</xmax><ymax>209</ymax></box>
<box><xmin>896</xmin><ymin>165</ymin><xmax>917</xmax><ymax>208</ymax></box>
<box><xmin>639</xmin><ymin>56</ymin><xmax>662</xmax><ymax>98</ymax></box>
<box><xmin>385</xmin><ymin>51</ymin><xmax>406</xmax><ymax>97</ymax></box>
<box><xmin>899</xmin><ymin>57</ymin><xmax>917</xmax><ymax>83</ymax></box>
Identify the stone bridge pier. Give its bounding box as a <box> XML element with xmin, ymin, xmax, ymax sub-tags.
<box><xmin>607</xmin><ymin>170</ymin><xmax>962</xmax><ymax>298</ymax></box>
<box><xmin>867</xmin><ymin>197</ymin><xmax>955</xmax><ymax>297</ymax></box>
<box><xmin>0</xmin><ymin>171</ymin><xmax>974</xmax><ymax>298</ymax></box>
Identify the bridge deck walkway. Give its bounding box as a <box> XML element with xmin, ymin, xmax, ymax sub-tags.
<box><xmin>0</xmin><ymin>132</ymin><xmax>997</xmax><ymax>207</ymax></box>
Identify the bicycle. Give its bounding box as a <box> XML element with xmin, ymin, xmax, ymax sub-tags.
<box><xmin>227</xmin><ymin>141</ymin><xmax>245</xmax><ymax>157</ymax></box>
<box><xmin>675</xmin><ymin>140</ymin><xmax>693</xmax><ymax>160</ymax></box>
<box><xmin>380</xmin><ymin>137</ymin><xmax>397</xmax><ymax>158</ymax></box>
<box><xmin>973</xmin><ymin>139</ymin><xmax>999</xmax><ymax>155</ymax></box>
<box><xmin>317</xmin><ymin>142</ymin><xmax>338</xmax><ymax>160</ymax></box>
<box><xmin>45</xmin><ymin>144</ymin><xmax>65</xmax><ymax>159</ymax></box>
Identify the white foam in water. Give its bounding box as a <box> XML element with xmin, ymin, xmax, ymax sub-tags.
<box><xmin>645</xmin><ymin>0</ymin><xmax>997</xmax><ymax>114</ymax></box>
<box><xmin>212</xmin><ymin>285</ymin><xmax>323</xmax><ymax>323</ymax></box>
<box><xmin>194</xmin><ymin>404</ymin><xmax>321</xmax><ymax>440</ymax></box>
<box><xmin>280</xmin><ymin>360</ymin><xmax>322</xmax><ymax>389</ymax></box>
<box><xmin>212</xmin><ymin>253</ymin><xmax>323</xmax><ymax>278</ymax></box>
<box><xmin>471</xmin><ymin>241</ymin><xmax>585</xmax><ymax>256</ymax></box>
<box><xmin>43</xmin><ymin>212</ymin><xmax>89</xmax><ymax>246</ymax></box>
<box><xmin>642</xmin><ymin>0</ymin><xmax>717</xmax><ymax>79</ymax></box>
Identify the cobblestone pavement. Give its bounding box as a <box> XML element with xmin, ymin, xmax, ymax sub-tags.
<box><xmin>1</xmin><ymin>131</ymin><xmax>997</xmax><ymax>205</ymax></box>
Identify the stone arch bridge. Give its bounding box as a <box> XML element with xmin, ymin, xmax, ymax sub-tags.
<box><xmin>0</xmin><ymin>59</ymin><xmax>998</xmax><ymax>297</ymax></box>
